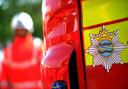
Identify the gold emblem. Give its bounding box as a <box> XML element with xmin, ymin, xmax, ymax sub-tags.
<box><xmin>87</xmin><ymin>26</ymin><xmax>128</xmax><ymax>72</ymax></box>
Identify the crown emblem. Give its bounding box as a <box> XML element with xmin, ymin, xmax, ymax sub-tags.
<box><xmin>87</xmin><ymin>26</ymin><xmax>128</xmax><ymax>72</ymax></box>
<box><xmin>93</xmin><ymin>26</ymin><xmax>115</xmax><ymax>41</ymax></box>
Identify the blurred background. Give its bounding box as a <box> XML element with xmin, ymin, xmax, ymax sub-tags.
<box><xmin>0</xmin><ymin>0</ymin><xmax>43</xmax><ymax>47</ymax></box>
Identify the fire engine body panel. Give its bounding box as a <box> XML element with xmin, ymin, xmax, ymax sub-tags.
<box><xmin>41</xmin><ymin>0</ymin><xmax>84</xmax><ymax>89</ymax></box>
<box><xmin>41</xmin><ymin>0</ymin><xmax>128</xmax><ymax>89</ymax></box>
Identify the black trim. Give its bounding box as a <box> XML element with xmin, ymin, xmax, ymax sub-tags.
<box><xmin>77</xmin><ymin>0</ymin><xmax>86</xmax><ymax>80</ymax></box>
<box><xmin>69</xmin><ymin>51</ymin><xmax>79</xmax><ymax>89</ymax></box>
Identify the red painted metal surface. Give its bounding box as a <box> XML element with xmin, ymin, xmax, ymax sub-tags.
<box><xmin>41</xmin><ymin>0</ymin><xmax>85</xmax><ymax>89</ymax></box>
<box><xmin>41</xmin><ymin>0</ymin><xmax>128</xmax><ymax>89</ymax></box>
<box><xmin>41</xmin><ymin>43</ymin><xmax>74</xmax><ymax>89</ymax></box>
<box><xmin>86</xmin><ymin>64</ymin><xmax>128</xmax><ymax>89</ymax></box>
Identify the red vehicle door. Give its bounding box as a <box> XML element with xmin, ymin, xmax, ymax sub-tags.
<box><xmin>82</xmin><ymin>0</ymin><xmax>128</xmax><ymax>89</ymax></box>
<box><xmin>41</xmin><ymin>0</ymin><xmax>128</xmax><ymax>89</ymax></box>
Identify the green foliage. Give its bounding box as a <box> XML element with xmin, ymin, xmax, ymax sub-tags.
<box><xmin>0</xmin><ymin>0</ymin><xmax>43</xmax><ymax>46</ymax></box>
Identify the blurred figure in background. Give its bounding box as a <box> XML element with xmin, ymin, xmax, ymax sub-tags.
<box><xmin>0</xmin><ymin>41</ymin><xmax>4</xmax><ymax>78</ymax></box>
<box><xmin>1</xmin><ymin>12</ymin><xmax>43</xmax><ymax>89</ymax></box>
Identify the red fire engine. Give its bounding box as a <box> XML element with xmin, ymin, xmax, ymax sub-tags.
<box><xmin>41</xmin><ymin>0</ymin><xmax>128</xmax><ymax>89</ymax></box>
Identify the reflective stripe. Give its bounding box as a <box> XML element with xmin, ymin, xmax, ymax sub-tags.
<box><xmin>1</xmin><ymin>80</ymin><xmax>9</xmax><ymax>87</ymax></box>
<box><xmin>1</xmin><ymin>80</ymin><xmax>42</xmax><ymax>88</ymax></box>
<box><xmin>7</xmin><ymin>58</ymin><xmax>38</xmax><ymax>68</ymax></box>
<box><xmin>6</xmin><ymin>45</ymin><xmax>38</xmax><ymax>69</ymax></box>
<box><xmin>12</xmin><ymin>81</ymin><xmax>42</xmax><ymax>88</ymax></box>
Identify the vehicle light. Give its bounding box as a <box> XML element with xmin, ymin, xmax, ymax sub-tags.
<box><xmin>52</xmin><ymin>80</ymin><xmax>67</xmax><ymax>89</ymax></box>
